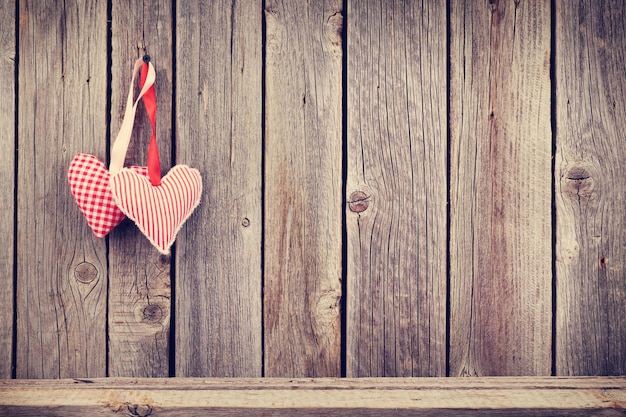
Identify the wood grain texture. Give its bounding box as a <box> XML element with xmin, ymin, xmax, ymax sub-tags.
<box><xmin>0</xmin><ymin>0</ymin><xmax>15</xmax><ymax>379</ymax></box>
<box><xmin>108</xmin><ymin>0</ymin><xmax>174</xmax><ymax>378</ymax></box>
<box><xmin>346</xmin><ymin>0</ymin><xmax>447</xmax><ymax>377</ymax></box>
<box><xmin>264</xmin><ymin>0</ymin><xmax>343</xmax><ymax>377</ymax></box>
<box><xmin>175</xmin><ymin>0</ymin><xmax>263</xmax><ymax>377</ymax></box>
<box><xmin>555</xmin><ymin>0</ymin><xmax>626</xmax><ymax>376</ymax></box>
<box><xmin>1</xmin><ymin>377</ymin><xmax>625</xmax><ymax>416</ymax></box>
<box><xmin>16</xmin><ymin>0</ymin><xmax>107</xmax><ymax>378</ymax></box>
<box><xmin>449</xmin><ymin>0</ymin><xmax>552</xmax><ymax>376</ymax></box>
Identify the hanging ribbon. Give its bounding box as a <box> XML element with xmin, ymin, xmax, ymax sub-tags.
<box><xmin>107</xmin><ymin>55</ymin><xmax>203</xmax><ymax>254</ymax></box>
<box><xmin>109</xmin><ymin>57</ymin><xmax>156</xmax><ymax>175</ymax></box>
<box><xmin>139</xmin><ymin>55</ymin><xmax>162</xmax><ymax>186</ymax></box>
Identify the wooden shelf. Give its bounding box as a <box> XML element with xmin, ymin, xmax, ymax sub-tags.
<box><xmin>1</xmin><ymin>377</ymin><xmax>625</xmax><ymax>416</ymax></box>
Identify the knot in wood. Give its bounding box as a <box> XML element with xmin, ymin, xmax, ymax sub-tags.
<box><xmin>348</xmin><ymin>191</ymin><xmax>369</xmax><ymax>213</ymax></box>
<box><xmin>324</xmin><ymin>11</ymin><xmax>343</xmax><ymax>48</ymax></box>
<box><xmin>563</xmin><ymin>165</ymin><xmax>595</xmax><ymax>200</ymax></box>
<box><xmin>143</xmin><ymin>305</ymin><xmax>163</xmax><ymax>323</ymax></box>
<box><xmin>74</xmin><ymin>262</ymin><xmax>98</xmax><ymax>284</ymax></box>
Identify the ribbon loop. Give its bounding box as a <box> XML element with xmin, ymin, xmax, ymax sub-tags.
<box><xmin>109</xmin><ymin>57</ymin><xmax>156</xmax><ymax>175</ymax></box>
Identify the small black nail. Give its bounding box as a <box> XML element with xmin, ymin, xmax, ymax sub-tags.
<box><xmin>143</xmin><ymin>54</ymin><xmax>151</xmax><ymax>63</ymax></box>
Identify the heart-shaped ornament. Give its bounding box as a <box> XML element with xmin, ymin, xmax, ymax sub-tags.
<box><xmin>110</xmin><ymin>165</ymin><xmax>203</xmax><ymax>254</ymax></box>
<box><xmin>68</xmin><ymin>153</ymin><xmax>148</xmax><ymax>237</ymax></box>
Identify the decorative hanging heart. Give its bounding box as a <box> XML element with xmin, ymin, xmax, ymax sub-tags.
<box><xmin>68</xmin><ymin>153</ymin><xmax>148</xmax><ymax>238</ymax></box>
<box><xmin>68</xmin><ymin>55</ymin><xmax>203</xmax><ymax>251</ymax></box>
<box><xmin>68</xmin><ymin>57</ymin><xmax>155</xmax><ymax>237</ymax></box>
<box><xmin>110</xmin><ymin>165</ymin><xmax>202</xmax><ymax>255</ymax></box>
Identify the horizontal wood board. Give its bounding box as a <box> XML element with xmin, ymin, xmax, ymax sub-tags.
<box><xmin>0</xmin><ymin>377</ymin><xmax>625</xmax><ymax>416</ymax></box>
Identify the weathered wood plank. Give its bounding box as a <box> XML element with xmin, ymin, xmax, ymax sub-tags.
<box><xmin>345</xmin><ymin>0</ymin><xmax>447</xmax><ymax>377</ymax></box>
<box><xmin>175</xmin><ymin>0</ymin><xmax>263</xmax><ymax>377</ymax></box>
<box><xmin>1</xmin><ymin>377</ymin><xmax>625</xmax><ymax>416</ymax></box>
<box><xmin>0</xmin><ymin>0</ymin><xmax>15</xmax><ymax>379</ymax></box>
<box><xmin>264</xmin><ymin>0</ymin><xmax>343</xmax><ymax>377</ymax></box>
<box><xmin>16</xmin><ymin>0</ymin><xmax>107</xmax><ymax>378</ymax></box>
<box><xmin>555</xmin><ymin>0</ymin><xmax>626</xmax><ymax>376</ymax></box>
<box><xmin>108</xmin><ymin>0</ymin><xmax>174</xmax><ymax>378</ymax></box>
<box><xmin>449</xmin><ymin>0</ymin><xmax>552</xmax><ymax>376</ymax></box>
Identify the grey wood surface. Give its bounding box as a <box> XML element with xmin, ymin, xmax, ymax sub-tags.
<box><xmin>0</xmin><ymin>0</ymin><xmax>15</xmax><ymax>379</ymax></box>
<box><xmin>3</xmin><ymin>0</ymin><xmax>626</xmax><ymax>380</ymax></box>
<box><xmin>555</xmin><ymin>0</ymin><xmax>626</xmax><ymax>376</ymax></box>
<box><xmin>16</xmin><ymin>0</ymin><xmax>108</xmax><ymax>378</ymax></box>
<box><xmin>449</xmin><ymin>0</ymin><xmax>552</xmax><ymax>376</ymax></box>
<box><xmin>264</xmin><ymin>0</ymin><xmax>343</xmax><ymax>377</ymax></box>
<box><xmin>346</xmin><ymin>0</ymin><xmax>447</xmax><ymax>377</ymax></box>
<box><xmin>107</xmin><ymin>0</ymin><xmax>174</xmax><ymax>378</ymax></box>
<box><xmin>174</xmin><ymin>0</ymin><xmax>263</xmax><ymax>377</ymax></box>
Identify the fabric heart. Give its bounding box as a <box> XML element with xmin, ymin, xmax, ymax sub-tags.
<box><xmin>68</xmin><ymin>153</ymin><xmax>148</xmax><ymax>237</ymax></box>
<box><xmin>110</xmin><ymin>165</ymin><xmax>202</xmax><ymax>254</ymax></box>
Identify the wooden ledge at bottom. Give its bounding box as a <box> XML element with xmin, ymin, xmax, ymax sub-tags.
<box><xmin>1</xmin><ymin>377</ymin><xmax>625</xmax><ymax>416</ymax></box>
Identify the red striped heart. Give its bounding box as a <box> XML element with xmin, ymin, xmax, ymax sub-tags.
<box><xmin>68</xmin><ymin>153</ymin><xmax>148</xmax><ymax>237</ymax></box>
<box><xmin>110</xmin><ymin>165</ymin><xmax>202</xmax><ymax>254</ymax></box>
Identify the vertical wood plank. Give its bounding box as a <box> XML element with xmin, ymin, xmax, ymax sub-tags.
<box><xmin>0</xmin><ymin>0</ymin><xmax>15</xmax><ymax>379</ymax></box>
<box><xmin>264</xmin><ymin>0</ymin><xmax>343</xmax><ymax>377</ymax></box>
<box><xmin>555</xmin><ymin>0</ymin><xmax>626</xmax><ymax>376</ymax></box>
<box><xmin>16</xmin><ymin>0</ymin><xmax>107</xmax><ymax>378</ymax></box>
<box><xmin>108</xmin><ymin>0</ymin><xmax>174</xmax><ymax>378</ymax></box>
<box><xmin>449</xmin><ymin>0</ymin><xmax>552</xmax><ymax>376</ymax></box>
<box><xmin>346</xmin><ymin>0</ymin><xmax>447</xmax><ymax>377</ymax></box>
<box><xmin>175</xmin><ymin>0</ymin><xmax>263</xmax><ymax>377</ymax></box>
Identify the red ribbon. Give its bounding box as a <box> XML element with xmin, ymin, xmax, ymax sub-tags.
<box><xmin>140</xmin><ymin>57</ymin><xmax>161</xmax><ymax>186</ymax></box>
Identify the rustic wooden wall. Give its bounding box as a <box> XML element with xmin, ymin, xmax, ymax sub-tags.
<box><xmin>0</xmin><ymin>0</ymin><xmax>624</xmax><ymax>379</ymax></box>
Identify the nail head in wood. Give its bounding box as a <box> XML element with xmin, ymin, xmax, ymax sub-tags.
<box><xmin>158</xmin><ymin>254</ymin><xmax>170</xmax><ymax>267</ymax></box>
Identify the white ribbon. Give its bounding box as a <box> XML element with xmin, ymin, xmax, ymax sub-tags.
<box><xmin>109</xmin><ymin>57</ymin><xmax>156</xmax><ymax>175</ymax></box>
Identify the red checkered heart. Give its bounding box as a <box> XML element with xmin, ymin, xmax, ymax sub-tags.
<box><xmin>68</xmin><ymin>153</ymin><xmax>148</xmax><ymax>238</ymax></box>
<box><xmin>110</xmin><ymin>165</ymin><xmax>202</xmax><ymax>254</ymax></box>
